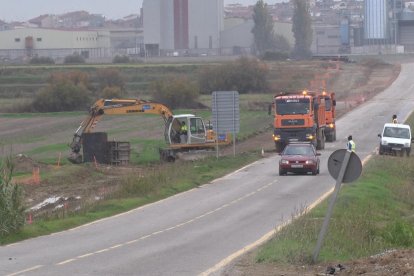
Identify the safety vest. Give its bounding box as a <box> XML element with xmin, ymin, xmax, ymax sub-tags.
<box><xmin>347</xmin><ymin>140</ymin><xmax>356</xmax><ymax>152</ymax></box>
<box><xmin>181</xmin><ymin>124</ymin><xmax>188</xmax><ymax>132</ymax></box>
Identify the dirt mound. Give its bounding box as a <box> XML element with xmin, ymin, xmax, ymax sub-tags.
<box><xmin>224</xmin><ymin>249</ymin><xmax>414</xmax><ymax>276</ymax></box>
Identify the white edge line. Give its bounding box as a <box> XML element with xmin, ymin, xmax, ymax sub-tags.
<box><xmin>199</xmin><ymin>187</ymin><xmax>335</xmax><ymax>276</ymax></box>
<box><xmin>56</xmin><ymin>158</ymin><xmax>264</xmax><ymax>233</ymax></box>
<box><xmin>6</xmin><ymin>265</ymin><xmax>43</xmax><ymax>276</ymax></box>
<box><xmin>200</xmin><ymin>152</ymin><xmax>374</xmax><ymax>276</ymax></box>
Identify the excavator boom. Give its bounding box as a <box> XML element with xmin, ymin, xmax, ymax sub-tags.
<box><xmin>68</xmin><ymin>98</ymin><xmax>230</xmax><ymax>164</ymax></box>
<box><xmin>69</xmin><ymin>99</ymin><xmax>174</xmax><ymax>163</ymax></box>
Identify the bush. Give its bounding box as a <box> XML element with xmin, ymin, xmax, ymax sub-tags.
<box><xmin>32</xmin><ymin>71</ymin><xmax>92</xmax><ymax>112</ymax></box>
<box><xmin>49</xmin><ymin>71</ymin><xmax>91</xmax><ymax>88</ymax></box>
<box><xmin>32</xmin><ymin>83</ymin><xmax>91</xmax><ymax>112</ymax></box>
<box><xmin>64</xmin><ymin>53</ymin><xmax>85</xmax><ymax>64</ymax></box>
<box><xmin>0</xmin><ymin>157</ymin><xmax>25</xmax><ymax>237</ymax></box>
<box><xmin>150</xmin><ymin>76</ymin><xmax>199</xmax><ymax>109</ymax></box>
<box><xmin>102</xmin><ymin>86</ymin><xmax>124</xmax><ymax>99</ymax></box>
<box><xmin>30</xmin><ymin>56</ymin><xmax>55</xmax><ymax>65</ymax></box>
<box><xmin>96</xmin><ymin>68</ymin><xmax>125</xmax><ymax>91</ymax></box>
<box><xmin>112</xmin><ymin>55</ymin><xmax>130</xmax><ymax>64</ymax></box>
<box><xmin>198</xmin><ymin>57</ymin><xmax>270</xmax><ymax>94</ymax></box>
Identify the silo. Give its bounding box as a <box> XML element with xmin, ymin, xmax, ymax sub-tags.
<box><xmin>364</xmin><ymin>0</ymin><xmax>387</xmax><ymax>40</ymax></box>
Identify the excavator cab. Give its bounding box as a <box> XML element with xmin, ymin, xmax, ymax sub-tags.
<box><xmin>165</xmin><ymin>115</ymin><xmax>207</xmax><ymax>145</ymax></box>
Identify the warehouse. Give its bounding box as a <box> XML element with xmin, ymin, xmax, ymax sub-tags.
<box><xmin>0</xmin><ymin>27</ymin><xmax>111</xmax><ymax>61</ymax></box>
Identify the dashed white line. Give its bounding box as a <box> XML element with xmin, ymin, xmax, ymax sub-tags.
<box><xmin>6</xmin><ymin>265</ymin><xmax>43</xmax><ymax>276</ymax></box>
<box><xmin>57</xmin><ymin>259</ymin><xmax>76</xmax><ymax>265</ymax></box>
<box><xmin>52</xmin><ymin>181</ymin><xmax>276</xmax><ymax>268</ymax></box>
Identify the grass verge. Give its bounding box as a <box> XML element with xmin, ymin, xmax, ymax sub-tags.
<box><xmin>256</xmin><ymin>113</ymin><xmax>414</xmax><ymax>265</ymax></box>
<box><xmin>0</xmin><ymin>153</ymin><xmax>260</xmax><ymax>245</ymax></box>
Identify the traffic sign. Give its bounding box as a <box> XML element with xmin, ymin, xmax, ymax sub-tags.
<box><xmin>328</xmin><ymin>149</ymin><xmax>362</xmax><ymax>183</ymax></box>
<box><xmin>211</xmin><ymin>91</ymin><xmax>240</xmax><ymax>133</ymax></box>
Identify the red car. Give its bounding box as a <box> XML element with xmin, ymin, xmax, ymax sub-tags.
<box><xmin>279</xmin><ymin>143</ymin><xmax>320</xmax><ymax>175</ymax></box>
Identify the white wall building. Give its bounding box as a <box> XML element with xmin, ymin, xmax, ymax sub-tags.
<box><xmin>0</xmin><ymin>28</ymin><xmax>111</xmax><ymax>60</ymax></box>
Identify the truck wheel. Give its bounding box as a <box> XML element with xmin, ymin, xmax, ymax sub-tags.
<box><xmin>316</xmin><ymin>134</ymin><xmax>325</xmax><ymax>150</ymax></box>
<box><xmin>279</xmin><ymin>167</ymin><xmax>286</xmax><ymax>176</ymax></box>
<box><xmin>407</xmin><ymin>149</ymin><xmax>411</xmax><ymax>157</ymax></box>
<box><xmin>333</xmin><ymin>129</ymin><xmax>337</xmax><ymax>141</ymax></box>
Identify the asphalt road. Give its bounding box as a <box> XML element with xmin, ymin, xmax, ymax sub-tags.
<box><xmin>1</xmin><ymin>64</ymin><xmax>414</xmax><ymax>276</ymax></box>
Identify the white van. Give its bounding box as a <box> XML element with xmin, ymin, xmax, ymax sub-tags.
<box><xmin>378</xmin><ymin>123</ymin><xmax>413</xmax><ymax>156</ymax></box>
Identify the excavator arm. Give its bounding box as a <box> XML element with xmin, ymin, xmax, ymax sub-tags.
<box><xmin>68</xmin><ymin>98</ymin><xmax>173</xmax><ymax>163</ymax></box>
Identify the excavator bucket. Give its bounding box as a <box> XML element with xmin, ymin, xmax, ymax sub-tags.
<box><xmin>68</xmin><ymin>153</ymin><xmax>83</xmax><ymax>164</ymax></box>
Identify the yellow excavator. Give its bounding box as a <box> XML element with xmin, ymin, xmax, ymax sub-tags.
<box><xmin>68</xmin><ymin>98</ymin><xmax>230</xmax><ymax>163</ymax></box>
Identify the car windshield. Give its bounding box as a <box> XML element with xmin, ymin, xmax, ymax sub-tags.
<box><xmin>383</xmin><ymin>127</ymin><xmax>410</xmax><ymax>139</ymax></box>
<box><xmin>283</xmin><ymin>146</ymin><xmax>314</xmax><ymax>156</ymax></box>
<box><xmin>275</xmin><ymin>98</ymin><xmax>310</xmax><ymax>115</ymax></box>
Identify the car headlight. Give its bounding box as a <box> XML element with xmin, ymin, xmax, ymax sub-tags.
<box><xmin>305</xmin><ymin>160</ymin><xmax>314</xmax><ymax>164</ymax></box>
<box><xmin>404</xmin><ymin>143</ymin><xmax>410</xmax><ymax>147</ymax></box>
<box><xmin>280</xmin><ymin>160</ymin><xmax>289</xmax><ymax>164</ymax></box>
<box><xmin>273</xmin><ymin>134</ymin><xmax>281</xmax><ymax>141</ymax></box>
<box><xmin>306</xmin><ymin>134</ymin><xmax>314</xmax><ymax>140</ymax></box>
<box><xmin>329</xmin><ymin>123</ymin><xmax>335</xmax><ymax>128</ymax></box>
<box><xmin>381</xmin><ymin>140</ymin><xmax>388</xmax><ymax>145</ymax></box>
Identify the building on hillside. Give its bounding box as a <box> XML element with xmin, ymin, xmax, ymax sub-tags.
<box><xmin>142</xmin><ymin>0</ymin><xmax>224</xmax><ymax>56</ymax></box>
<box><xmin>0</xmin><ymin>28</ymin><xmax>110</xmax><ymax>61</ymax></box>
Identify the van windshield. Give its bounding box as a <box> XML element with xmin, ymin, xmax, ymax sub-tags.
<box><xmin>383</xmin><ymin>127</ymin><xmax>410</xmax><ymax>139</ymax></box>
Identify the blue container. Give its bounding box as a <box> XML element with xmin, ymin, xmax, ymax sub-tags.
<box><xmin>340</xmin><ymin>18</ymin><xmax>350</xmax><ymax>45</ymax></box>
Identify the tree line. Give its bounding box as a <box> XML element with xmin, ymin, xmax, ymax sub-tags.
<box><xmin>252</xmin><ymin>0</ymin><xmax>313</xmax><ymax>59</ymax></box>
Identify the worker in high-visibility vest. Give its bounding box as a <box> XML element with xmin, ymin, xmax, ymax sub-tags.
<box><xmin>180</xmin><ymin>121</ymin><xmax>188</xmax><ymax>143</ymax></box>
<box><xmin>346</xmin><ymin>135</ymin><xmax>356</xmax><ymax>152</ymax></box>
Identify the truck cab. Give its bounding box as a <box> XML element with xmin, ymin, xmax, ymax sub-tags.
<box><xmin>378</xmin><ymin>123</ymin><xmax>413</xmax><ymax>156</ymax></box>
<box><xmin>272</xmin><ymin>91</ymin><xmax>326</xmax><ymax>152</ymax></box>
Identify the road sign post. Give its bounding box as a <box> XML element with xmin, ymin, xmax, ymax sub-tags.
<box><xmin>312</xmin><ymin>149</ymin><xmax>362</xmax><ymax>263</ymax></box>
<box><xmin>211</xmin><ymin>91</ymin><xmax>240</xmax><ymax>158</ymax></box>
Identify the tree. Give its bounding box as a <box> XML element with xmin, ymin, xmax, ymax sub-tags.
<box><xmin>0</xmin><ymin>157</ymin><xmax>25</xmax><ymax>237</ymax></box>
<box><xmin>292</xmin><ymin>0</ymin><xmax>313</xmax><ymax>59</ymax></box>
<box><xmin>252</xmin><ymin>0</ymin><xmax>275</xmax><ymax>55</ymax></box>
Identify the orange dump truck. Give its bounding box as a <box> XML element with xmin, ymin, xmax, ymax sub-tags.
<box><xmin>272</xmin><ymin>91</ymin><xmax>326</xmax><ymax>152</ymax></box>
<box><xmin>321</xmin><ymin>92</ymin><xmax>336</xmax><ymax>142</ymax></box>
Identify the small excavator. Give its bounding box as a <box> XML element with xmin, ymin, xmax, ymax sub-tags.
<box><xmin>68</xmin><ymin>98</ymin><xmax>230</xmax><ymax>163</ymax></box>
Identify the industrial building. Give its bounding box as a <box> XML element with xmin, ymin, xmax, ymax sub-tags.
<box><xmin>0</xmin><ymin>28</ymin><xmax>111</xmax><ymax>61</ymax></box>
<box><xmin>143</xmin><ymin>0</ymin><xmax>224</xmax><ymax>56</ymax></box>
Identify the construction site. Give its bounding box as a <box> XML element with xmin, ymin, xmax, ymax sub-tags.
<box><xmin>2</xmin><ymin>57</ymin><xmax>412</xmax><ymax>275</ymax></box>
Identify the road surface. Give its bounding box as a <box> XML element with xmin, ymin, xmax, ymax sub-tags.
<box><xmin>1</xmin><ymin>64</ymin><xmax>414</xmax><ymax>276</ymax></box>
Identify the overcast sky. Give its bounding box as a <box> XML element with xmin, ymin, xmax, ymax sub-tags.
<box><xmin>0</xmin><ymin>0</ymin><xmax>287</xmax><ymax>22</ymax></box>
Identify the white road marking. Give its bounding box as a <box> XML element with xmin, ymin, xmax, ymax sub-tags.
<box><xmin>199</xmin><ymin>187</ymin><xmax>335</xmax><ymax>276</ymax></box>
<box><xmin>6</xmin><ymin>265</ymin><xmax>43</xmax><ymax>276</ymax></box>
<box><xmin>200</xmin><ymin>149</ymin><xmax>376</xmax><ymax>275</ymax></box>
<box><xmin>52</xmin><ymin>181</ymin><xmax>276</xmax><ymax>267</ymax></box>
<box><xmin>56</xmin><ymin>259</ymin><xmax>76</xmax><ymax>265</ymax></box>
